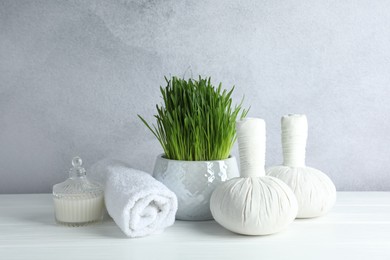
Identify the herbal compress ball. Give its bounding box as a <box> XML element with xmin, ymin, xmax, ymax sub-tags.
<box><xmin>210</xmin><ymin>118</ymin><xmax>298</xmax><ymax>235</ymax></box>
<box><xmin>266</xmin><ymin>114</ymin><xmax>336</xmax><ymax>218</ymax></box>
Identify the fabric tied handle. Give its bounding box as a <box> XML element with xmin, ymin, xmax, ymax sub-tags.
<box><xmin>281</xmin><ymin>114</ymin><xmax>308</xmax><ymax>167</ymax></box>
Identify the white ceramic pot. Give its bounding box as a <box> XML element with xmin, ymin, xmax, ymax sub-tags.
<box><xmin>153</xmin><ymin>154</ymin><xmax>239</xmax><ymax>221</ymax></box>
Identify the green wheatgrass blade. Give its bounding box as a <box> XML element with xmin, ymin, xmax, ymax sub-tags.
<box><xmin>138</xmin><ymin>76</ymin><xmax>248</xmax><ymax>161</ymax></box>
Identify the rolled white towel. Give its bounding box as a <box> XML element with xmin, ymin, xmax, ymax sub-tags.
<box><xmin>89</xmin><ymin>159</ymin><xmax>178</xmax><ymax>238</ymax></box>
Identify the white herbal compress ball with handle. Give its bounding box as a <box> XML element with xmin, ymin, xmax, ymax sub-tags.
<box><xmin>266</xmin><ymin>114</ymin><xmax>336</xmax><ymax>218</ymax></box>
<box><xmin>210</xmin><ymin>118</ymin><xmax>298</xmax><ymax>235</ymax></box>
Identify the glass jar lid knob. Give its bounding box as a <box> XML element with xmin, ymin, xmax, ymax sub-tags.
<box><xmin>70</xmin><ymin>156</ymin><xmax>86</xmax><ymax>177</ymax></box>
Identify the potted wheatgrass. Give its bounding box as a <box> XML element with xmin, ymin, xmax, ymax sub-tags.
<box><xmin>139</xmin><ymin>76</ymin><xmax>248</xmax><ymax>220</ymax></box>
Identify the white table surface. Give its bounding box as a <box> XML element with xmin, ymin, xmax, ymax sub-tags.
<box><xmin>0</xmin><ymin>192</ymin><xmax>389</xmax><ymax>260</ymax></box>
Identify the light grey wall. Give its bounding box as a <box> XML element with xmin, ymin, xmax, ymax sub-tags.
<box><xmin>1</xmin><ymin>0</ymin><xmax>389</xmax><ymax>193</ymax></box>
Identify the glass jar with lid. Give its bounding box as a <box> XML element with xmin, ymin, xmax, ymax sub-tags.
<box><xmin>53</xmin><ymin>157</ymin><xmax>104</xmax><ymax>226</ymax></box>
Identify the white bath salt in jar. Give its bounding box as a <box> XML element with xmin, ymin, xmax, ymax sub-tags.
<box><xmin>53</xmin><ymin>157</ymin><xmax>104</xmax><ymax>226</ymax></box>
<box><xmin>210</xmin><ymin>118</ymin><xmax>298</xmax><ymax>235</ymax></box>
<box><xmin>266</xmin><ymin>114</ymin><xmax>336</xmax><ymax>218</ymax></box>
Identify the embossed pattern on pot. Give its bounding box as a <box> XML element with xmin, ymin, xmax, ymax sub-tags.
<box><xmin>153</xmin><ymin>154</ymin><xmax>239</xmax><ymax>220</ymax></box>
